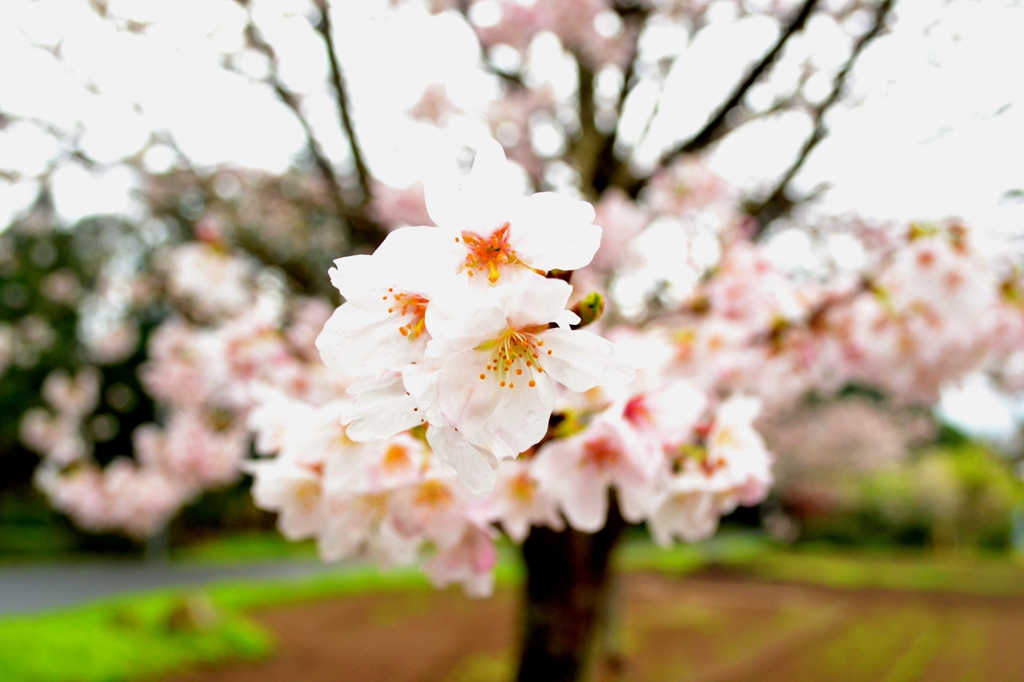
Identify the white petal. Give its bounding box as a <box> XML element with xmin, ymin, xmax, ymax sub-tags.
<box><xmin>316</xmin><ymin>303</ymin><xmax>427</xmax><ymax>376</ymax></box>
<box><xmin>508</xmin><ymin>193</ymin><xmax>601</xmax><ymax>272</ymax></box>
<box><xmin>328</xmin><ymin>254</ymin><xmax>377</xmax><ymax>301</ymax></box>
<box><xmin>427</xmin><ymin>426</ymin><xmax>498</xmax><ymax>494</ymax></box>
<box><xmin>493</xmin><ymin>276</ymin><xmax>573</xmax><ymax>329</ymax></box>
<box><xmin>539</xmin><ymin>328</ymin><xmax>637</xmax><ymax>392</ymax></box>
<box><xmin>341</xmin><ymin>376</ymin><xmax>423</xmax><ymax>442</ymax></box>
<box><xmin>482</xmin><ymin>373</ymin><xmax>555</xmax><ymax>457</ymax></box>
<box><xmin>425</xmin><ymin>139</ymin><xmax>520</xmax><ymax>232</ymax></box>
<box><xmin>401</xmin><ymin>362</ymin><xmax>446</xmax><ymax>426</ymax></box>
<box><xmin>374</xmin><ymin>225</ymin><xmax>463</xmax><ymax>291</ymax></box>
<box><xmin>437</xmin><ymin>349</ymin><xmax>504</xmax><ymax>438</ymax></box>
<box><xmin>425</xmin><ymin>293</ymin><xmax>507</xmax><ymax>345</ymax></box>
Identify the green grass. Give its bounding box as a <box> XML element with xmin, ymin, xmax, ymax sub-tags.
<box><xmin>0</xmin><ymin>591</ymin><xmax>271</xmax><ymax>682</ymax></box>
<box><xmin>0</xmin><ymin>558</ymin><xmax>527</xmax><ymax>682</ymax></box>
<box><xmin>171</xmin><ymin>531</ymin><xmax>319</xmax><ymax>565</ymax></box>
<box><xmin>7</xmin><ymin>535</ymin><xmax>1024</xmax><ymax>682</ymax></box>
<box><xmin>725</xmin><ymin>544</ymin><xmax>1024</xmax><ymax>596</ymax></box>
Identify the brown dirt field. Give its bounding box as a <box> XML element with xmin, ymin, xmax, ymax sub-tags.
<box><xmin>166</xmin><ymin>572</ymin><xmax>1024</xmax><ymax>682</ymax></box>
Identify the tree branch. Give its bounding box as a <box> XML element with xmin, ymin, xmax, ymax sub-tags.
<box><xmin>237</xmin><ymin>13</ymin><xmax>347</xmax><ymax>211</ymax></box>
<box><xmin>234</xmin><ymin>0</ymin><xmax>383</xmax><ymax>248</ymax></box>
<box><xmin>590</xmin><ymin>5</ymin><xmax>650</xmax><ymax>196</ymax></box>
<box><xmin>748</xmin><ymin>0</ymin><xmax>896</xmax><ymax>237</ymax></box>
<box><xmin>313</xmin><ymin>0</ymin><xmax>373</xmax><ymax>211</ymax></box>
<box><xmin>660</xmin><ymin>0</ymin><xmax>820</xmax><ymax>161</ymax></box>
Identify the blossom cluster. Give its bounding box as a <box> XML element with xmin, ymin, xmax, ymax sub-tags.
<box><xmin>26</xmin><ymin>238</ymin><xmax>340</xmax><ymax>539</ymax></box>
<box><xmin>240</xmin><ymin>141</ymin><xmax>774</xmax><ymax>594</ymax></box>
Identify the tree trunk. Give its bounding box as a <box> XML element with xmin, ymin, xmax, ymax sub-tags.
<box><xmin>516</xmin><ymin>497</ymin><xmax>626</xmax><ymax>682</ymax></box>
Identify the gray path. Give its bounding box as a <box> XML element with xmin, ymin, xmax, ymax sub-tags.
<box><xmin>0</xmin><ymin>559</ymin><xmax>342</xmax><ymax>616</ymax></box>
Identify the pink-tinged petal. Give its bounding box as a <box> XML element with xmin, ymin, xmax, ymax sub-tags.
<box><xmin>318</xmin><ymin>514</ymin><xmax>365</xmax><ymax>562</ymax></box>
<box><xmin>438</xmin><ymin>349</ymin><xmax>504</xmax><ymax>438</ymax></box>
<box><xmin>508</xmin><ymin>193</ymin><xmax>601</xmax><ymax>272</ymax></box>
<box><xmin>649</xmin><ymin>383</ymin><xmax>707</xmax><ymax>442</ymax></box>
<box><xmin>316</xmin><ymin>303</ymin><xmax>427</xmax><ymax>375</ymax></box>
<box><xmin>615</xmin><ymin>482</ymin><xmax>654</xmax><ymax>524</ymax></box>
<box><xmin>560</xmin><ymin>473</ymin><xmax>609</xmax><ymax>533</ymax></box>
<box><xmin>539</xmin><ymin>328</ymin><xmax>637</xmax><ymax>392</ymax></box>
<box><xmin>648</xmin><ymin>491</ymin><xmax>719</xmax><ymax>544</ymax></box>
<box><xmin>426</xmin><ymin>426</ymin><xmax>498</xmax><ymax>494</ymax></box>
<box><xmin>341</xmin><ymin>376</ymin><xmax>422</xmax><ymax>442</ymax></box>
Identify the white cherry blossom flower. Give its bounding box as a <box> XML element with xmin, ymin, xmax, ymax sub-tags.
<box><xmin>532</xmin><ymin>416</ymin><xmax>657</xmax><ymax>532</ymax></box>
<box><xmin>425</xmin><ymin>277</ymin><xmax>636</xmax><ymax>464</ymax></box>
<box><xmin>421</xmin><ymin>138</ymin><xmax>602</xmax><ymax>286</ymax></box>
<box><xmin>317</xmin><ymin>230</ymin><xmax>437</xmax><ymax>378</ymax></box>
<box><xmin>422</xmin><ymin>522</ymin><xmax>497</xmax><ymax>598</ymax></box>
<box><xmin>485</xmin><ymin>458</ymin><xmax>564</xmax><ymax>542</ymax></box>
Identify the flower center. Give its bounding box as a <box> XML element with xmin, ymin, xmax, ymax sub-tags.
<box><xmin>415</xmin><ymin>479</ymin><xmax>455</xmax><ymax>509</ymax></box>
<box><xmin>623</xmin><ymin>395</ymin><xmax>652</xmax><ymax>427</ymax></box>
<box><xmin>293</xmin><ymin>479</ymin><xmax>322</xmax><ymax>511</ymax></box>
<box><xmin>458</xmin><ymin>222</ymin><xmax>518</xmax><ymax>283</ymax></box>
<box><xmin>508</xmin><ymin>471</ymin><xmax>537</xmax><ymax>502</ymax></box>
<box><xmin>383</xmin><ymin>291</ymin><xmax>429</xmax><ymax>339</ymax></box>
<box><xmin>382</xmin><ymin>443</ymin><xmax>412</xmax><ymax>473</ymax></box>
<box><xmin>581</xmin><ymin>437</ymin><xmax>621</xmax><ymax>470</ymax></box>
<box><xmin>475</xmin><ymin>327</ymin><xmax>551</xmax><ymax>389</ymax></box>
<box><xmin>354</xmin><ymin>491</ymin><xmax>389</xmax><ymax>521</ymax></box>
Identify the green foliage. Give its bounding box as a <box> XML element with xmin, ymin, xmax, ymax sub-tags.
<box><xmin>0</xmin><ymin>214</ymin><xmax>163</xmax><ymax>494</ymax></box>
<box><xmin>799</xmin><ymin>443</ymin><xmax>1024</xmax><ymax>550</ymax></box>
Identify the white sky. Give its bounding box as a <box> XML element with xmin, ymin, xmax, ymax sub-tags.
<box><xmin>0</xmin><ymin>0</ymin><xmax>1020</xmax><ymax>229</ymax></box>
<box><xmin>1</xmin><ymin>0</ymin><xmax>1022</xmax><ymax>438</ymax></box>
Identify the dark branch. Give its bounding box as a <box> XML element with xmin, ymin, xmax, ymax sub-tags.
<box><xmin>313</xmin><ymin>0</ymin><xmax>373</xmax><ymax>211</ymax></box>
<box><xmin>235</xmin><ymin>1</ymin><xmax>383</xmax><ymax>248</ymax></box>
<box><xmin>590</xmin><ymin>5</ymin><xmax>650</xmax><ymax>196</ymax></box>
<box><xmin>749</xmin><ymin>0</ymin><xmax>896</xmax><ymax>237</ymax></box>
<box><xmin>238</xmin><ymin>14</ymin><xmax>348</xmax><ymax>213</ymax></box>
<box><xmin>661</xmin><ymin>0</ymin><xmax>820</xmax><ymax>161</ymax></box>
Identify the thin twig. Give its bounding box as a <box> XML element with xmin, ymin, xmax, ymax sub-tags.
<box><xmin>237</xmin><ymin>10</ymin><xmax>349</xmax><ymax>217</ymax></box>
<box><xmin>313</xmin><ymin>0</ymin><xmax>373</xmax><ymax>210</ymax></box>
<box><xmin>660</xmin><ymin>0</ymin><xmax>820</xmax><ymax>161</ymax></box>
<box><xmin>235</xmin><ymin>1</ymin><xmax>383</xmax><ymax>247</ymax></box>
<box><xmin>749</xmin><ymin>0</ymin><xmax>896</xmax><ymax>237</ymax></box>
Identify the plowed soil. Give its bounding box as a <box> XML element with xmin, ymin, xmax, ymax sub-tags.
<box><xmin>167</xmin><ymin>572</ymin><xmax>1024</xmax><ymax>682</ymax></box>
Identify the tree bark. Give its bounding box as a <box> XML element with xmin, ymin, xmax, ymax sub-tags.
<box><xmin>516</xmin><ymin>497</ymin><xmax>627</xmax><ymax>682</ymax></box>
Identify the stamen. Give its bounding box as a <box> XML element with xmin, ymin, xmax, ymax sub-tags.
<box><xmin>458</xmin><ymin>223</ymin><xmax>519</xmax><ymax>284</ymax></box>
<box><xmin>390</xmin><ymin>292</ymin><xmax>429</xmax><ymax>341</ymax></box>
